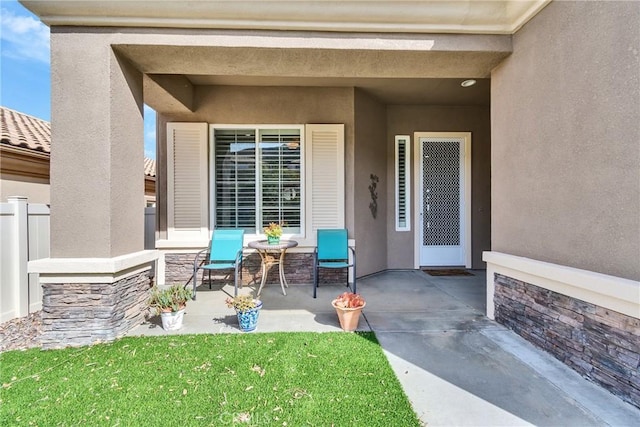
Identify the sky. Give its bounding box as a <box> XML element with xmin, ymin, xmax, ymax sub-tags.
<box><xmin>0</xmin><ymin>0</ymin><xmax>156</xmax><ymax>159</ymax></box>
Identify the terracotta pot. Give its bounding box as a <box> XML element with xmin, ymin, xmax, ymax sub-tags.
<box><xmin>331</xmin><ymin>301</ymin><xmax>366</xmax><ymax>332</ymax></box>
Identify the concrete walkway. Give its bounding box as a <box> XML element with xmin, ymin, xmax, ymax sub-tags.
<box><xmin>128</xmin><ymin>270</ymin><xmax>640</xmax><ymax>426</ymax></box>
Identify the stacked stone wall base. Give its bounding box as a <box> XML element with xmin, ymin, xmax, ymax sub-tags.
<box><xmin>41</xmin><ymin>269</ymin><xmax>153</xmax><ymax>349</ymax></box>
<box><xmin>166</xmin><ymin>252</ymin><xmax>348</xmax><ymax>289</ymax></box>
<box><xmin>494</xmin><ymin>273</ymin><xmax>640</xmax><ymax>409</ymax></box>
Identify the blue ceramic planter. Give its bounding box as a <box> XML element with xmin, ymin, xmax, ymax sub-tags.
<box><xmin>236</xmin><ymin>301</ymin><xmax>263</xmax><ymax>332</ymax></box>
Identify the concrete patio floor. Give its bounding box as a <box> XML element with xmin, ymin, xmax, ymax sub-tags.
<box><xmin>128</xmin><ymin>270</ymin><xmax>640</xmax><ymax>426</ymax></box>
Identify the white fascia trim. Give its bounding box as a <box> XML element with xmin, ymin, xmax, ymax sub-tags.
<box><xmin>28</xmin><ymin>250</ymin><xmax>159</xmax><ymax>284</ymax></box>
<box><xmin>155</xmin><ymin>239</ymin><xmax>210</xmax><ymax>249</ymax></box>
<box><xmin>40</xmin><ymin>17</ymin><xmax>522</xmax><ymax>35</ymax></box>
<box><xmin>509</xmin><ymin>0</ymin><xmax>552</xmax><ymax>33</ymax></box>
<box><xmin>483</xmin><ymin>251</ymin><xmax>640</xmax><ymax>320</ymax></box>
<box><xmin>40</xmin><ymin>7</ymin><xmax>551</xmax><ymax>35</ymax></box>
<box><xmin>31</xmin><ymin>0</ymin><xmax>551</xmax><ymax>34</ymax></box>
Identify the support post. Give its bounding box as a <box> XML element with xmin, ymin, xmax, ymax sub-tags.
<box><xmin>8</xmin><ymin>196</ymin><xmax>29</xmax><ymax>318</ymax></box>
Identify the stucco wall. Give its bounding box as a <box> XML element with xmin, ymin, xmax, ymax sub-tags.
<box><xmin>386</xmin><ymin>105</ymin><xmax>491</xmax><ymax>269</ymax></box>
<box><xmin>157</xmin><ymin>85</ymin><xmax>356</xmax><ymax>242</ymax></box>
<box><xmin>491</xmin><ymin>1</ymin><xmax>640</xmax><ymax>281</ymax></box>
<box><xmin>354</xmin><ymin>89</ymin><xmax>388</xmax><ymax>276</ymax></box>
<box><xmin>50</xmin><ymin>30</ymin><xmax>145</xmax><ymax>258</ymax></box>
<box><xmin>1</xmin><ymin>176</ymin><xmax>50</xmax><ymax>204</ymax></box>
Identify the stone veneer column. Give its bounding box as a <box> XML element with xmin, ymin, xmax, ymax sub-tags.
<box><xmin>28</xmin><ymin>30</ymin><xmax>158</xmax><ymax>347</ymax></box>
<box><xmin>31</xmin><ymin>253</ymin><xmax>158</xmax><ymax>349</ymax></box>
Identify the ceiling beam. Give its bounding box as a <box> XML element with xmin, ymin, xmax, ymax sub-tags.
<box><xmin>143</xmin><ymin>74</ymin><xmax>195</xmax><ymax>113</ymax></box>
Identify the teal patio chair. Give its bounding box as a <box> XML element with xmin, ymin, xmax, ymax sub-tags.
<box><xmin>192</xmin><ymin>229</ymin><xmax>244</xmax><ymax>299</ymax></box>
<box><xmin>313</xmin><ymin>229</ymin><xmax>356</xmax><ymax>298</ymax></box>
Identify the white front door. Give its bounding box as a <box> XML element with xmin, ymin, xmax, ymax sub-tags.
<box><xmin>415</xmin><ymin>132</ymin><xmax>471</xmax><ymax>267</ymax></box>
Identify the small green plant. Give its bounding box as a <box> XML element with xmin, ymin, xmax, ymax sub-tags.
<box><xmin>226</xmin><ymin>294</ymin><xmax>259</xmax><ymax>312</ymax></box>
<box><xmin>149</xmin><ymin>284</ymin><xmax>192</xmax><ymax>313</ymax></box>
<box><xmin>263</xmin><ymin>222</ymin><xmax>283</xmax><ymax>239</ymax></box>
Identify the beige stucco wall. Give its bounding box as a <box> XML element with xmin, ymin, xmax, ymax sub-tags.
<box><xmin>491</xmin><ymin>1</ymin><xmax>640</xmax><ymax>281</ymax></box>
<box><xmin>50</xmin><ymin>30</ymin><xmax>145</xmax><ymax>258</ymax></box>
<box><xmin>386</xmin><ymin>105</ymin><xmax>492</xmax><ymax>269</ymax></box>
<box><xmin>158</xmin><ymin>87</ymin><xmax>491</xmax><ymax>274</ymax></box>
<box><xmin>354</xmin><ymin>89</ymin><xmax>388</xmax><ymax>276</ymax></box>
<box><xmin>44</xmin><ymin>24</ymin><xmax>507</xmax><ymax>266</ymax></box>
<box><xmin>156</xmin><ymin>85</ymin><xmax>356</xmax><ymax>241</ymax></box>
<box><xmin>1</xmin><ymin>176</ymin><xmax>50</xmax><ymax>205</ymax></box>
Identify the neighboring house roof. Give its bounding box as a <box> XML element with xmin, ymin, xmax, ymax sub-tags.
<box><xmin>0</xmin><ymin>106</ymin><xmax>156</xmax><ymax>178</ymax></box>
<box><xmin>0</xmin><ymin>106</ymin><xmax>50</xmax><ymax>154</ymax></box>
<box><xmin>144</xmin><ymin>157</ymin><xmax>156</xmax><ymax>178</ymax></box>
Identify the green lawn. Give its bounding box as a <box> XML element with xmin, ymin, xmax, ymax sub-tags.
<box><xmin>1</xmin><ymin>332</ymin><xmax>421</xmax><ymax>426</ymax></box>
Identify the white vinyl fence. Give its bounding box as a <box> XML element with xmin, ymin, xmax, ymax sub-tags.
<box><xmin>145</xmin><ymin>207</ymin><xmax>156</xmax><ymax>250</ymax></box>
<box><xmin>1</xmin><ymin>198</ymin><xmax>156</xmax><ymax>323</ymax></box>
<box><xmin>0</xmin><ymin>197</ymin><xmax>49</xmax><ymax>323</ymax></box>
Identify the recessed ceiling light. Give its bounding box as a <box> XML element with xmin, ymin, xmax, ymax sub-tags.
<box><xmin>461</xmin><ymin>79</ymin><xmax>477</xmax><ymax>87</ymax></box>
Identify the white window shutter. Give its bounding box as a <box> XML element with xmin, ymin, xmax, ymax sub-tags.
<box><xmin>305</xmin><ymin>124</ymin><xmax>345</xmax><ymax>236</ymax></box>
<box><xmin>167</xmin><ymin>123</ymin><xmax>209</xmax><ymax>240</ymax></box>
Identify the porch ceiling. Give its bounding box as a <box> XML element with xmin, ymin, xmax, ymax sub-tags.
<box><xmin>22</xmin><ymin>0</ymin><xmax>532</xmax><ymax>110</ymax></box>
<box><xmin>116</xmin><ymin>42</ymin><xmax>499</xmax><ymax>110</ymax></box>
<box><xmin>184</xmin><ymin>75</ymin><xmax>490</xmax><ymax>106</ymax></box>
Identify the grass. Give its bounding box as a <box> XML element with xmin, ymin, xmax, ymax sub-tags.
<box><xmin>1</xmin><ymin>332</ymin><xmax>421</xmax><ymax>426</ymax></box>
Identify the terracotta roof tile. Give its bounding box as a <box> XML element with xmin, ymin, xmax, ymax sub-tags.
<box><xmin>1</xmin><ymin>106</ymin><xmax>156</xmax><ymax>177</ymax></box>
<box><xmin>0</xmin><ymin>106</ymin><xmax>50</xmax><ymax>154</ymax></box>
<box><xmin>144</xmin><ymin>157</ymin><xmax>156</xmax><ymax>178</ymax></box>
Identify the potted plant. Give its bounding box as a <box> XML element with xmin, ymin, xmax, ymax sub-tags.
<box><xmin>331</xmin><ymin>292</ymin><xmax>366</xmax><ymax>331</ymax></box>
<box><xmin>263</xmin><ymin>222</ymin><xmax>283</xmax><ymax>244</ymax></box>
<box><xmin>149</xmin><ymin>284</ymin><xmax>193</xmax><ymax>331</ymax></box>
<box><xmin>226</xmin><ymin>294</ymin><xmax>263</xmax><ymax>332</ymax></box>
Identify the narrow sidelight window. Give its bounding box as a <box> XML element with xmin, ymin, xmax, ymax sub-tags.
<box><xmin>395</xmin><ymin>135</ymin><xmax>411</xmax><ymax>231</ymax></box>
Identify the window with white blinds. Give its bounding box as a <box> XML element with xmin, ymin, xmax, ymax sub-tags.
<box><xmin>213</xmin><ymin>129</ymin><xmax>256</xmax><ymax>230</ymax></box>
<box><xmin>212</xmin><ymin>126</ymin><xmax>303</xmax><ymax>235</ymax></box>
<box><xmin>395</xmin><ymin>135</ymin><xmax>411</xmax><ymax>231</ymax></box>
<box><xmin>260</xmin><ymin>129</ymin><xmax>302</xmax><ymax>232</ymax></box>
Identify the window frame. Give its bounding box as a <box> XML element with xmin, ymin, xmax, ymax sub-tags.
<box><xmin>209</xmin><ymin>124</ymin><xmax>306</xmax><ymax>240</ymax></box>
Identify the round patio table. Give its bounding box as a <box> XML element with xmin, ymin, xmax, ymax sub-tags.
<box><xmin>247</xmin><ymin>239</ymin><xmax>298</xmax><ymax>296</ymax></box>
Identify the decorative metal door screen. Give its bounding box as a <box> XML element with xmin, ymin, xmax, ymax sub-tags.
<box><xmin>422</xmin><ymin>138</ymin><xmax>461</xmax><ymax>247</ymax></box>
